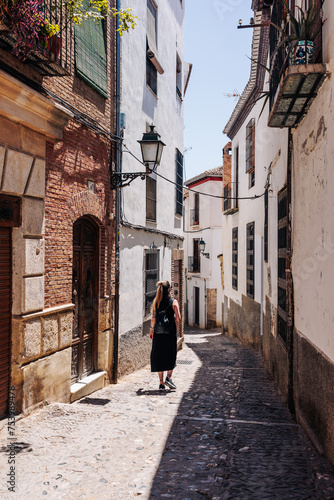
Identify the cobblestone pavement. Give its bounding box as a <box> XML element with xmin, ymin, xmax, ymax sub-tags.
<box><xmin>1</xmin><ymin>328</ymin><xmax>334</xmax><ymax>499</ymax></box>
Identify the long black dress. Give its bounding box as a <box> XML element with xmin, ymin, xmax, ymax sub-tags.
<box><xmin>150</xmin><ymin>298</ymin><xmax>177</xmax><ymax>372</ymax></box>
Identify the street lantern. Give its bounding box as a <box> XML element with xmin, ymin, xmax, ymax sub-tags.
<box><xmin>199</xmin><ymin>238</ymin><xmax>210</xmax><ymax>259</ymax></box>
<box><xmin>138</xmin><ymin>124</ymin><xmax>166</xmax><ymax>170</ymax></box>
<box><xmin>110</xmin><ymin>124</ymin><xmax>166</xmax><ymax>189</ymax></box>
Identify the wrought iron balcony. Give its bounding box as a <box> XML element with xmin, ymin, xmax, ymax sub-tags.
<box><xmin>267</xmin><ymin>0</ymin><xmax>329</xmax><ymax>128</ymax></box>
<box><xmin>223</xmin><ymin>182</ymin><xmax>238</xmax><ymax>214</ymax></box>
<box><xmin>268</xmin><ymin>62</ymin><xmax>328</xmax><ymax>128</ymax></box>
<box><xmin>0</xmin><ymin>0</ymin><xmax>72</xmax><ymax>76</ymax></box>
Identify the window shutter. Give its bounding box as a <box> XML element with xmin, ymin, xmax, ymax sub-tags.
<box><xmin>175</xmin><ymin>149</ymin><xmax>183</xmax><ymax>216</ymax></box>
<box><xmin>246</xmin><ymin>119</ymin><xmax>255</xmax><ymax>173</ymax></box>
<box><xmin>194</xmin><ymin>192</ymin><xmax>199</xmax><ymax>224</ymax></box>
<box><xmin>147</xmin><ymin>0</ymin><xmax>157</xmax><ymax>52</ymax></box>
<box><xmin>146</xmin><ymin>176</ymin><xmax>157</xmax><ymax>221</ymax></box>
<box><xmin>75</xmin><ymin>0</ymin><xmax>108</xmax><ymax>98</ymax></box>
<box><xmin>251</xmin><ymin>124</ymin><xmax>255</xmax><ymax>169</ymax></box>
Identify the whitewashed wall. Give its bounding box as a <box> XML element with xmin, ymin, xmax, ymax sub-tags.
<box><xmin>222</xmin><ymin>91</ymin><xmax>288</xmax><ymax>317</ymax></box>
<box><xmin>184</xmin><ymin>177</ymin><xmax>223</xmax><ymax>328</ymax></box>
<box><xmin>119</xmin><ymin>0</ymin><xmax>185</xmax><ymax>335</ymax></box>
<box><xmin>291</xmin><ymin>0</ymin><xmax>334</xmax><ymax>362</ymax></box>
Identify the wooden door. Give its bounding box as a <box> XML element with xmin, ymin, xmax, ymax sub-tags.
<box><xmin>72</xmin><ymin>218</ymin><xmax>98</xmax><ymax>383</ymax></box>
<box><xmin>194</xmin><ymin>286</ymin><xmax>200</xmax><ymax>325</ymax></box>
<box><xmin>0</xmin><ymin>228</ymin><xmax>11</xmax><ymax>418</ymax></box>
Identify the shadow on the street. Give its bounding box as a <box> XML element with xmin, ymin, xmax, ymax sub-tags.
<box><xmin>136</xmin><ymin>388</ymin><xmax>172</xmax><ymax>397</ymax></box>
<box><xmin>77</xmin><ymin>397</ymin><xmax>111</xmax><ymax>406</ymax></box>
<box><xmin>147</xmin><ymin>330</ymin><xmax>334</xmax><ymax>499</ymax></box>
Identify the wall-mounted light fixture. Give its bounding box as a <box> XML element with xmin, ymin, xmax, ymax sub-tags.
<box><xmin>199</xmin><ymin>238</ymin><xmax>210</xmax><ymax>259</ymax></box>
<box><xmin>111</xmin><ymin>124</ymin><xmax>165</xmax><ymax>189</ymax></box>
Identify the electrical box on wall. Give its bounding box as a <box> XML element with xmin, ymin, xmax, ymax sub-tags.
<box><xmin>120</xmin><ymin>112</ymin><xmax>126</xmax><ymax>129</ymax></box>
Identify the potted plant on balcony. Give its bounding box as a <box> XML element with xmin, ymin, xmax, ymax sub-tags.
<box><xmin>0</xmin><ymin>0</ymin><xmax>59</xmax><ymax>60</ymax></box>
<box><xmin>0</xmin><ymin>0</ymin><xmax>138</xmax><ymax>61</ymax></box>
<box><xmin>284</xmin><ymin>0</ymin><xmax>326</xmax><ymax>65</ymax></box>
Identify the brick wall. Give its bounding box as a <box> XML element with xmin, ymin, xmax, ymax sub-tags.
<box><xmin>44</xmin><ymin>122</ymin><xmax>115</xmax><ymax>308</ymax></box>
<box><xmin>223</xmin><ymin>141</ymin><xmax>232</xmax><ymax>188</ymax></box>
<box><xmin>42</xmin><ymin>2</ymin><xmax>117</xmax><ymax>309</ymax></box>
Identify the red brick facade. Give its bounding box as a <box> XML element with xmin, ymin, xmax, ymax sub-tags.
<box><xmin>44</xmin><ymin>122</ymin><xmax>115</xmax><ymax>308</ymax></box>
<box><xmin>43</xmin><ymin>4</ymin><xmax>117</xmax><ymax>310</ymax></box>
<box><xmin>223</xmin><ymin>141</ymin><xmax>232</xmax><ymax>188</ymax></box>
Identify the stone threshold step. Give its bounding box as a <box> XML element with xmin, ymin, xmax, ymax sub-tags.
<box><xmin>70</xmin><ymin>371</ymin><xmax>107</xmax><ymax>403</ymax></box>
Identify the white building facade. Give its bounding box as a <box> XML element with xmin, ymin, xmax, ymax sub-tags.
<box><xmin>223</xmin><ymin>0</ymin><xmax>334</xmax><ymax>465</ymax></box>
<box><xmin>118</xmin><ymin>0</ymin><xmax>189</xmax><ymax>375</ymax></box>
<box><xmin>184</xmin><ymin>168</ymin><xmax>223</xmax><ymax>330</ymax></box>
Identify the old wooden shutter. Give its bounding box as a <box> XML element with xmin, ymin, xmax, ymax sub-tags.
<box><xmin>146</xmin><ymin>175</ymin><xmax>157</xmax><ymax>221</ymax></box>
<box><xmin>74</xmin><ymin>0</ymin><xmax>108</xmax><ymax>98</ymax></box>
<box><xmin>0</xmin><ymin>227</ymin><xmax>11</xmax><ymax>418</ymax></box>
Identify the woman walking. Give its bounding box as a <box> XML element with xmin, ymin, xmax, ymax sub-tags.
<box><xmin>150</xmin><ymin>281</ymin><xmax>181</xmax><ymax>390</ymax></box>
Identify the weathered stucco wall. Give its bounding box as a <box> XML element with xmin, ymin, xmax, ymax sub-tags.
<box><xmin>119</xmin><ymin>0</ymin><xmax>185</xmax><ymax>364</ymax></box>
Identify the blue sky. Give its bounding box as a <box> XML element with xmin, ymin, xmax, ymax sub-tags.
<box><xmin>184</xmin><ymin>0</ymin><xmax>254</xmax><ymax>180</ymax></box>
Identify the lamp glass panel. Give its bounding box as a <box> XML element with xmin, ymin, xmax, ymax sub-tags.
<box><xmin>141</xmin><ymin>142</ymin><xmax>159</xmax><ymax>164</ymax></box>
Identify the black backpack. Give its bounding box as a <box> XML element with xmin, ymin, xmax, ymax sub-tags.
<box><xmin>155</xmin><ymin>299</ymin><xmax>173</xmax><ymax>334</ymax></box>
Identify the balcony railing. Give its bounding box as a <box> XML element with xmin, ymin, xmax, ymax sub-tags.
<box><xmin>268</xmin><ymin>0</ymin><xmax>328</xmax><ymax>128</ymax></box>
<box><xmin>0</xmin><ymin>0</ymin><xmax>72</xmax><ymax>76</ymax></box>
<box><xmin>188</xmin><ymin>256</ymin><xmax>200</xmax><ymax>273</ymax></box>
<box><xmin>190</xmin><ymin>208</ymin><xmax>199</xmax><ymax>226</ymax></box>
<box><xmin>223</xmin><ymin>182</ymin><xmax>238</xmax><ymax>214</ymax></box>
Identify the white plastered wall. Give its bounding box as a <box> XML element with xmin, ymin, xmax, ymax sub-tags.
<box><xmin>119</xmin><ymin>0</ymin><xmax>185</xmax><ymax>335</ymax></box>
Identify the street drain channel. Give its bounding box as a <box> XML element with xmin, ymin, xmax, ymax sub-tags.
<box><xmin>177</xmin><ymin>360</ymin><xmax>193</xmax><ymax>365</ymax></box>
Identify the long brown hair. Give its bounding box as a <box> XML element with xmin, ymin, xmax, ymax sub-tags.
<box><xmin>152</xmin><ymin>281</ymin><xmax>171</xmax><ymax>311</ymax></box>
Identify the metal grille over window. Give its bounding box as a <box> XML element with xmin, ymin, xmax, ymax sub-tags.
<box><xmin>232</xmin><ymin>227</ymin><xmax>238</xmax><ymax>290</ymax></box>
<box><xmin>145</xmin><ymin>250</ymin><xmax>159</xmax><ymax>315</ymax></box>
<box><xmin>146</xmin><ymin>175</ymin><xmax>157</xmax><ymax>221</ymax></box>
<box><xmin>74</xmin><ymin>0</ymin><xmax>108</xmax><ymax>97</ymax></box>
<box><xmin>175</xmin><ymin>149</ymin><xmax>183</xmax><ymax>216</ymax></box>
<box><xmin>246</xmin><ymin>222</ymin><xmax>255</xmax><ymax>299</ymax></box>
<box><xmin>277</xmin><ymin>190</ymin><xmax>288</xmax><ymax>343</ymax></box>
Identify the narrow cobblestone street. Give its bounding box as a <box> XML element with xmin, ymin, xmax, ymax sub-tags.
<box><xmin>1</xmin><ymin>328</ymin><xmax>334</xmax><ymax>499</ymax></box>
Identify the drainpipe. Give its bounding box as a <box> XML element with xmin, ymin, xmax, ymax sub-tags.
<box><xmin>260</xmin><ymin>236</ymin><xmax>264</xmax><ymax>341</ymax></box>
<box><xmin>204</xmin><ymin>278</ymin><xmax>207</xmax><ymax>329</ymax></box>
<box><xmin>287</xmin><ymin>128</ymin><xmax>295</xmax><ymax>414</ymax></box>
<box><xmin>113</xmin><ymin>0</ymin><xmax>122</xmax><ymax>384</ymax></box>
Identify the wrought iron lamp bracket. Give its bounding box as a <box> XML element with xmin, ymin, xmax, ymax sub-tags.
<box><xmin>111</xmin><ymin>170</ymin><xmax>149</xmax><ymax>189</ymax></box>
